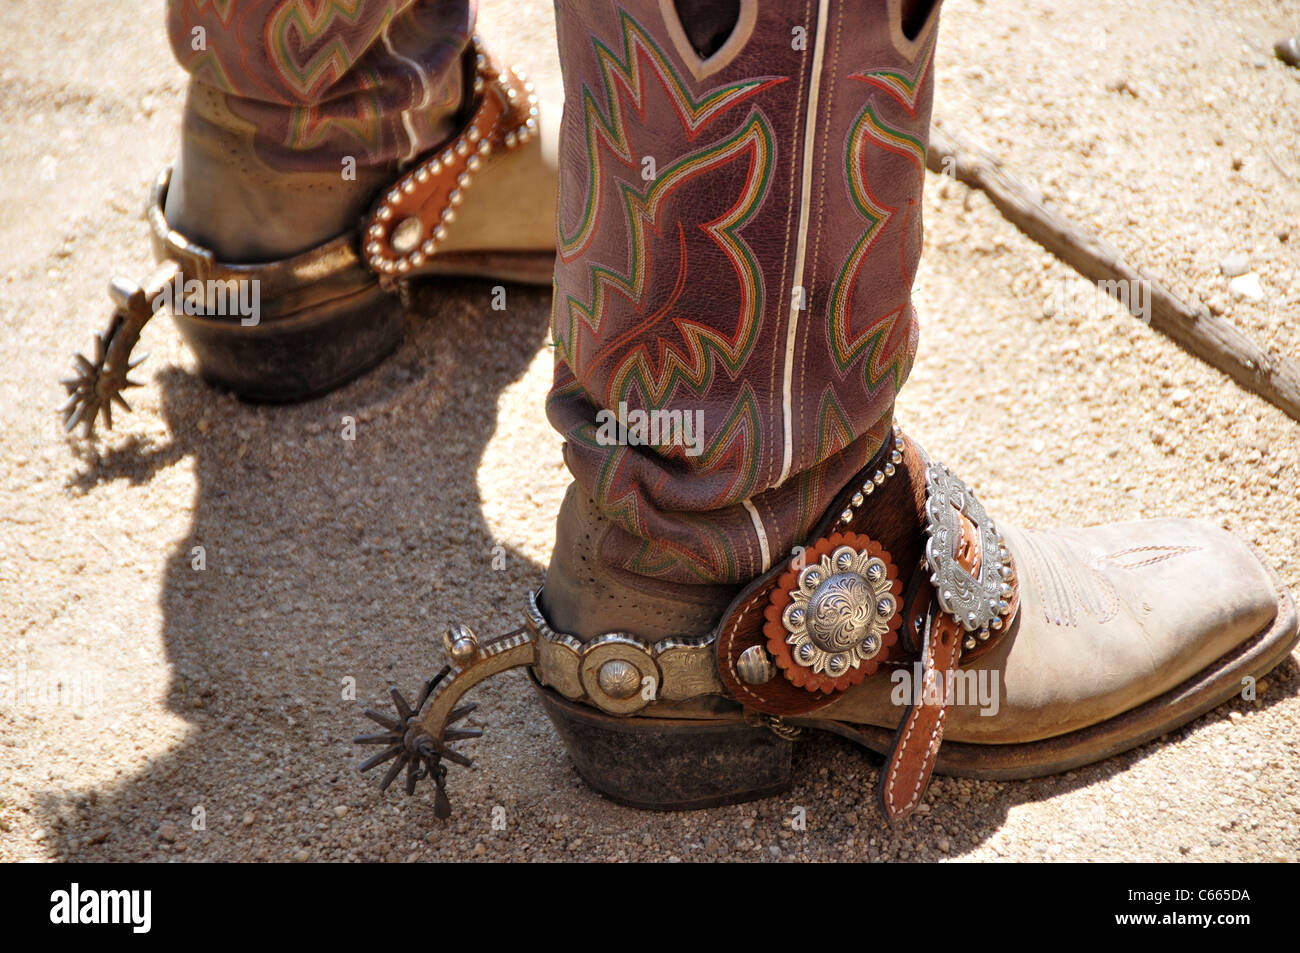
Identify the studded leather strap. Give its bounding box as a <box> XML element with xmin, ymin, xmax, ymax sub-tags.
<box><xmin>362</xmin><ymin>42</ymin><xmax>537</xmax><ymax>278</ymax></box>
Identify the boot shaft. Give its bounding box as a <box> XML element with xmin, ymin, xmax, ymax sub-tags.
<box><xmin>548</xmin><ymin>0</ymin><xmax>941</xmax><ymax>585</ymax></box>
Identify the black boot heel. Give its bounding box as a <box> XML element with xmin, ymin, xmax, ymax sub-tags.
<box><xmin>534</xmin><ymin>682</ymin><xmax>793</xmax><ymax>811</ymax></box>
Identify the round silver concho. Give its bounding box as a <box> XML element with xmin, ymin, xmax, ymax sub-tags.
<box><xmin>782</xmin><ymin>546</ymin><xmax>897</xmax><ymax>677</ymax></box>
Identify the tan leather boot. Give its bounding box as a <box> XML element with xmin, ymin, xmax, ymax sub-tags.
<box><xmin>361</xmin><ymin>425</ymin><xmax>1296</xmax><ymax>821</ymax></box>
<box><xmin>62</xmin><ymin>40</ymin><xmax>557</xmax><ymax>430</ymax></box>
<box><xmin>350</xmin><ymin>1</ymin><xmax>1298</xmax><ymax>822</ymax></box>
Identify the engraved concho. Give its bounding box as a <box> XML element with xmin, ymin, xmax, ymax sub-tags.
<box><xmin>923</xmin><ymin>463</ymin><xmax>1013</xmax><ymax>635</ymax></box>
<box><xmin>782</xmin><ymin>546</ymin><xmax>897</xmax><ymax>677</ymax></box>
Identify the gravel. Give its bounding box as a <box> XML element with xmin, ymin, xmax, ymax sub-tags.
<box><xmin>0</xmin><ymin>0</ymin><xmax>1296</xmax><ymax>863</ymax></box>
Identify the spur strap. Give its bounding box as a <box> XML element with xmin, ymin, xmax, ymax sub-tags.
<box><xmin>362</xmin><ymin>44</ymin><xmax>537</xmax><ymax>278</ymax></box>
<box><xmin>713</xmin><ymin>425</ymin><xmax>1021</xmax><ymax>822</ymax></box>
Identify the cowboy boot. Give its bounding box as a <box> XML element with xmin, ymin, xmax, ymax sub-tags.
<box><xmin>354</xmin><ymin>0</ymin><xmax>1299</xmax><ymax>822</ymax></box>
<box><xmin>62</xmin><ymin>6</ymin><xmax>557</xmax><ymax>431</ymax></box>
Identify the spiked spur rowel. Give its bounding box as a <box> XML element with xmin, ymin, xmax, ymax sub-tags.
<box><xmin>353</xmin><ymin>624</ymin><xmax>538</xmax><ymax>818</ymax></box>
<box><xmin>61</xmin><ymin>260</ymin><xmax>179</xmax><ymax>437</ymax></box>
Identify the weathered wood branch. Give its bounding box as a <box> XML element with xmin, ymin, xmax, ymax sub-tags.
<box><xmin>926</xmin><ymin>125</ymin><xmax>1300</xmax><ymax>423</ymax></box>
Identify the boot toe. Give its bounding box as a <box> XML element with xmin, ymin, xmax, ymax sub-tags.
<box><xmin>821</xmin><ymin>517</ymin><xmax>1287</xmax><ymax>745</ymax></box>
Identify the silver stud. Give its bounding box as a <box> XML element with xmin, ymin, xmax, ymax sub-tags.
<box><xmin>999</xmin><ymin>600</ymin><xmax>1011</xmax><ymax>615</ymax></box>
<box><xmin>429</xmin><ymin>159</ymin><xmax>442</xmax><ymax>175</ymax></box>
<box><xmin>597</xmin><ymin>660</ymin><xmax>641</xmax><ymax>700</ymax></box>
<box><xmin>368</xmin><ymin>224</ymin><xmax>384</xmax><ymax>238</ymax></box>
<box><xmin>1000</xmin><ymin>564</ymin><xmax>1014</xmax><ymax>581</ymax></box>
<box><xmin>443</xmin><ymin>624</ymin><xmax>480</xmax><ymax>665</ymax></box>
<box><xmin>478</xmin><ymin>140</ymin><xmax>492</xmax><ymax>156</ymax></box>
<box><xmin>467</xmin><ymin>126</ymin><xmax>481</xmax><ymax>143</ymax></box>
<box><xmin>863</xmin><ymin>483</ymin><xmax>874</xmax><ymax>495</ymax></box>
<box><xmin>1000</xmin><ymin>582</ymin><xmax>1013</xmax><ymax>597</ymax></box>
<box><xmin>401</xmin><ymin>179</ymin><xmax>416</xmax><ymax>194</ymax></box>
<box><xmin>456</xmin><ymin>172</ymin><xmax>470</xmax><ymax>188</ymax></box>
<box><xmin>377</xmin><ymin>206</ymin><xmax>393</xmax><ymax>221</ymax></box>
<box><xmin>977</xmin><ymin>630</ymin><xmax>990</xmax><ymax>641</ymax></box>
<box><xmin>736</xmin><ymin>646</ymin><xmax>776</xmax><ymax>685</ymax></box>
<box><xmin>387</xmin><ymin>190</ymin><xmax>402</xmax><ymax>205</ymax></box>
<box><xmin>840</xmin><ymin>509</ymin><xmax>853</xmax><ymax>524</ymax></box>
<box><xmin>884</xmin><ymin>463</ymin><xmax>895</xmax><ymax>477</ymax></box>
<box><xmin>467</xmin><ymin>155</ymin><xmax>481</xmax><ymax>172</ymax></box>
<box><xmin>396</xmin><ymin>260</ymin><xmax>411</xmax><ymax>273</ymax></box>
<box><xmin>964</xmin><ymin>638</ymin><xmax>977</xmax><ymax>651</ymax></box>
<box><xmin>455</xmin><ymin>140</ymin><xmax>470</xmax><ymax>157</ymax></box>
<box><xmin>851</xmin><ymin>492</ymin><xmax>864</xmax><ymax>507</ymax></box>
<box><xmin>442</xmin><ymin>149</ymin><xmax>455</xmax><ymax>165</ymax></box>
<box><xmin>505</xmin><ymin>132</ymin><xmax>517</xmax><ymax>149</ymax></box>
<box><xmin>416</xmin><ymin>168</ymin><xmax>430</xmax><ymax>183</ymax></box>
<box><xmin>442</xmin><ymin>207</ymin><xmax>457</xmax><ymax>223</ymax></box>
<box><xmin>422</xmin><ymin>240</ymin><xmax>437</xmax><ymax>255</ymax></box>
<box><xmin>366</xmin><ymin>241</ymin><xmax>381</xmax><ymax>255</ymax></box>
<box><xmin>450</xmin><ymin>189</ymin><xmax>464</xmax><ymax>206</ymax></box>
<box><xmin>410</xmin><ymin>252</ymin><xmax>426</xmax><ymax>266</ymax></box>
<box><xmin>873</xmin><ymin>471</ymin><xmax>885</xmax><ymax>485</ymax></box>
<box><xmin>434</xmin><ymin>225</ymin><xmax>448</xmax><ymax>241</ymax></box>
<box><xmin>890</xmin><ymin>449</ymin><xmax>903</xmax><ymax>465</ymax></box>
<box><xmin>390</xmin><ymin>217</ymin><xmax>423</xmax><ymax>255</ymax></box>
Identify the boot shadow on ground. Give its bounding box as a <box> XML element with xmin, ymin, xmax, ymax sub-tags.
<box><xmin>41</xmin><ymin>279</ymin><xmax>568</xmax><ymax>860</ymax></box>
<box><xmin>38</xmin><ymin>275</ymin><xmax>1300</xmax><ymax>860</ymax></box>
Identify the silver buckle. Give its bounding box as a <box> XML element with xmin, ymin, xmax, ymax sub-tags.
<box><xmin>923</xmin><ymin>463</ymin><xmax>1014</xmax><ymax>636</ymax></box>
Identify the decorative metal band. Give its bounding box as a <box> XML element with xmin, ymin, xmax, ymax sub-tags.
<box><xmin>524</xmin><ymin>589</ymin><xmax>724</xmax><ymax>715</ymax></box>
<box><xmin>922</xmin><ymin>463</ymin><xmax>1014</xmax><ymax>638</ymax></box>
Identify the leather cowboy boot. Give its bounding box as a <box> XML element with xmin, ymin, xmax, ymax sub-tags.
<box><xmin>62</xmin><ymin>8</ymin><xmax>557</xmax><ymax>431</ymax></box>
<box><xmin>353</xmin><ymin>0</ymin><xmax>1299</xmax><ymax>823</ymax></box>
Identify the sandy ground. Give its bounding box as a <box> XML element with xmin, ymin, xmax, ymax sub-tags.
<box><xmin>1</xmin><ymin>0</ymin><xmax>1297</xmax><ymax>862</ymax></box>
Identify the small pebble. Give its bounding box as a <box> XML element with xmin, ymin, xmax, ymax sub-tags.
<box><xmin>1228</xmin><ymin>273</ymin><xmax>1264</xmax><ymax>301</ymax></box>
<box><xmin>1219</xmin><ymin>253</ymin><xmax>1249</xmax><ymax>277</ymax></box>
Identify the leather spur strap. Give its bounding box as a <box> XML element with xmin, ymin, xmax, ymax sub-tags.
<box><xmin>362</xmin><ymin>41</ymin><xmax>538</xmax><ymax>278</ymax></box>
<box><xmin>713</xmin><ymin>427</ymin><xmax>1021</xmax><ymax>823</ymax></box>
<box><xmin>879</xmin><ymin>507</ymin><xmax>1012</xmax><ymax>822</ymax></box>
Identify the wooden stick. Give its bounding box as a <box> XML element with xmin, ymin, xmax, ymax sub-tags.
<box><xmin>926</xmin><ymin>125</ymin><xmax>1300</xmax><ymax>423</ymax></box>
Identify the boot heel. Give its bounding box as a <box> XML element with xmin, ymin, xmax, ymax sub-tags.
<box><xmin>534</xmin><ymin>682</ymin><xmax>792</xmax><ymax>810</ymax></box>
<box><xmin>172</xmin><ymin>285</ymin><xmax>403</xmax><ymax>402</ymax></box>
